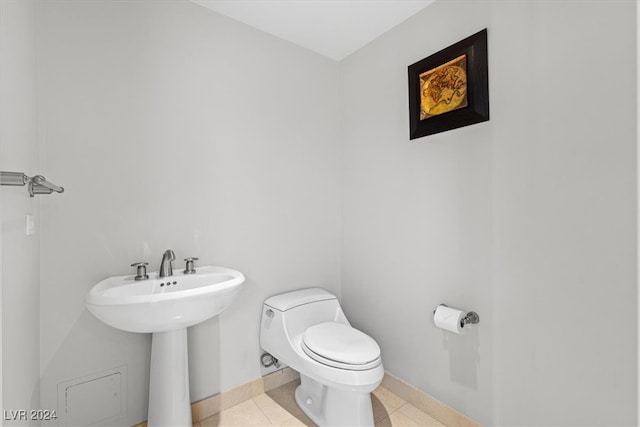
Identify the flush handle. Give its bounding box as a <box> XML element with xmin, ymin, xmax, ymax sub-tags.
<box><xmin>265</xmin><ymin>309</ymin><xmax>274</xmax><ymax>318</ymax></box>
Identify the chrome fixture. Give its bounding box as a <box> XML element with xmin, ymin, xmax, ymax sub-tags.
<box><xmin>0</xmin><ymin>171</ymin><xmax>64</xmax><ymax>197</ymax></box>
<box><xmin>260</xmin><ymin>352</ymin><xmax>280</xmax><ymax>369</ymax></box>
<box><xmin>159</xmin><ymin>250</ymin><xmax>175</xmax><ymax>278</ymax></box>
<box><xmin>131</xmin><ymin>262</ymin><xmax>149</xmax><ymax>281</ymax></box>
<box><xmin>184</xmin><ymin>257</ymin><xmax>199</xmax><ymax>275</ymax></box>
<box><xmin>461</xmin><ymin>311</ymin><xmax>480</xmax><ymax>326</ymax></box>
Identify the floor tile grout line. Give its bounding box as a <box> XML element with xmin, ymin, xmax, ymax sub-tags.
<box><xmin>251</xmin><ymin>395</ymin><xmax>275</xmax><ymax>425</ymax></box>
<box><xmin>200</xmin><ymin>384</ymin><xmax>447</xmax><ymax>427</ymax></box>
<box><xmin>385</xmin><ymin>400</ymin><xmax>406</xmax><ymax>423</ymax></box>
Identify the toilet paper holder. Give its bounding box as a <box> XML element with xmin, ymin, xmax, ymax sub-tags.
<box><xmin>462</xmin><ymin>311</ymin><xmax>480</xmax><ymax>326</ymax></box>
<box><xmin>434</xmin><ymin>304</ymin><xmax>480</xmax><ymax>327</ymax></box>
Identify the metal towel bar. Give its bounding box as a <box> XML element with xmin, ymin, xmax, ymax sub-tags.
<box><xmin>0</xmin><ymin>171</ymin><xmax>64</xmax><ymax>197</ymax></box>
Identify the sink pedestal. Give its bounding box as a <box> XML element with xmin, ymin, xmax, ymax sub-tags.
<box><xmin>148</xmin><ymin>328</ymin><xmax>192</xmax><ymax>427</ymax></box>
<box><xmin>86</xmin><ymin>265</ymin><xmax>245</xmax><ymax>426</ymax></box>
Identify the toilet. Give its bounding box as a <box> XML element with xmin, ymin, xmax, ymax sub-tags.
<box><xmin>260</xmin><ymin>288</ymin><xmax>384</xmax><ymax>427</ymax></box>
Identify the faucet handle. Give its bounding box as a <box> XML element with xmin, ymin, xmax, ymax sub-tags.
<box><xmin>184</xmin><ymin>257</ymin><xmax>199</xmax><ymax>275</ymax></box>
<box><xmin>130</xmin><ymin>262</ymin><xmax>149</xmax><ymax>281</ymax></box>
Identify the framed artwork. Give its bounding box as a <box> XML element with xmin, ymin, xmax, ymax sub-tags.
<box><xmin>408</xmin><ymin>29</ymin><xmax>489</xmax><ymax>139</ymax></box>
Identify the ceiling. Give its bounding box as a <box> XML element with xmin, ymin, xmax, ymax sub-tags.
<box><xmin>191</xmin><ymin>0</ymin><xmax>435</xmax><ymax>61</ymax></box>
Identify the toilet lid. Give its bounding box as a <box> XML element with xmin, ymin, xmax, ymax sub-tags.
<box><xmin>302</xmin><ymin>322</ymin><xmax>381</xmax><ymax>369</ymax></box>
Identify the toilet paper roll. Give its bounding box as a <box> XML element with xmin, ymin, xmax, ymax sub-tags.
<box><xmin>433</xmin><ymin>305</ymin><xmax>466</xmax><ymax>335</ymax></box>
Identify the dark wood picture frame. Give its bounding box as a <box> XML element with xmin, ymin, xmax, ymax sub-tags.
<box><xmin>408</xmin><ymin>29</ymin><xmax>489</xmax><ymax>140</ymax></box>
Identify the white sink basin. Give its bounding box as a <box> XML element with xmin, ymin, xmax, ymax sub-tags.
<box><xmin>86</xmin><ymin>263</ymin><xmax>245</xmax><ymax>426</ymax></box>
<box><xmin>86</xmin><ymin>265</ymin><xmax>245</xmax><ymax>333</ymax></box>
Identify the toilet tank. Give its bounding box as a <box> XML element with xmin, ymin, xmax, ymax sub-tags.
<box><xmin>264</xmin><ymin>288</ymin><xmax>336</xmax><ymax>312</ymax></box>
<box><xmin>261</xmin><ymin>288</ymin><xmax>349</xmax><ymax>355</ymax></box>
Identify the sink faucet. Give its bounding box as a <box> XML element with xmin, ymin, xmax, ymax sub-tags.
<box><xmin>159</xmin><ymin>249</ymin><xmax>175</xmax><ymax>278</ymax></box>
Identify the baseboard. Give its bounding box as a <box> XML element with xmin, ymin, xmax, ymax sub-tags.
<box><xmin>190</xmin><ymin>367</ymin><xmax>301</xmax><ymax>422</ymax></box>
<box><xmin>381</xmin><ymin>372</ymin><xmax>481</xmax><ymax>427</ymax></box>
<box><xmin>132</xmin><ymin>367</ymin><xmax>300</xmax><ymax>426</ymax></box>
<box><xmin>133</xmin><ymin>368</ymin><xmax>481</xmax><ymax>426</ymax></box>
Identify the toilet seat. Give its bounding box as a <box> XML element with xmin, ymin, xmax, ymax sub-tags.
<box><xmin>301</xmin><ymin>322</ymin><xmax>381</xmax><ymax>371</ymax></box>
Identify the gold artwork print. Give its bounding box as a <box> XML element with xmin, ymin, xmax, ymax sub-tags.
<box><xmin>419</xmin><ymin>54</ymin><xmax>468</xmax><ymax>120</ymax></box>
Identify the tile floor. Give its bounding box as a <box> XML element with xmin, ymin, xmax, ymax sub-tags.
<box><xmin>195</xmin><ymin>379</ymin><xmax>445</xmax><ymax>427</ymax></box>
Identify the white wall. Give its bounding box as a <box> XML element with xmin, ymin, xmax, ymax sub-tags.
<box><xmin>341</xmin><ymin>1</ymin><xmax>636</xmax><ymax>425</ymax></box>
<box><xmin>37</xmin><ymin>0</ymin><xmax>341</xmax><ymax>424</ymax></box>
<box><xmin>0</xmin><ymin>0</ymin><xmax>41</xmax><ymax>424</ymax></box>
<box><xmin>7</xmin><ymin>0</ymin><xmax>636</xmax><ymax>425</ymax></box>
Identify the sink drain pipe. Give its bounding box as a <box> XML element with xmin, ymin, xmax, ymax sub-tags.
<box><xmin>260</xmin><ymin>352</ymin><xmax>280</xmax><ymax>369</ymax></box>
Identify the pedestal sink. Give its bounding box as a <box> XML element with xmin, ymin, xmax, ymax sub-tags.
<box><xmin>86</xmin><ymin>265</ymin><xmax>245</xmax><ymax>427</ymax></box>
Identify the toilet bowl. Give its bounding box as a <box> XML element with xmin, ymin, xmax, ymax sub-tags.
<box><xmin>260</xmin><ymin>288</ymin><xmax>384</xmax><ymax>427</ymax></box>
